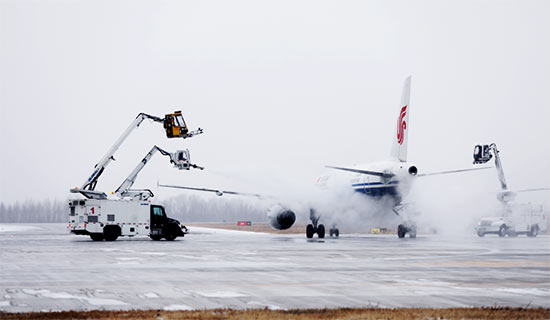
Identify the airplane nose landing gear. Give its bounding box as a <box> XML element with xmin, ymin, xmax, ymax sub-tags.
<box><xmin>306</xmin><ymin>209</ymin><xmax>325</xmax><ymax>239</ymax></box>
<box><xmin>397</xmin><ymin>223</ymin><xmax>417</xmax><ymax>238</ymax></box>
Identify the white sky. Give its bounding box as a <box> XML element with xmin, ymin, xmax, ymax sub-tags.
<box><xmin>1</xmin><ymin>0</ymin><xmax>549</xmax><ymax>205</ymax></box>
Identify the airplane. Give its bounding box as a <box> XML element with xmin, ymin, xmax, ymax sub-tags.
<box><xmin>160</xmin><ymin>76</ymin><xmax>492</xmax><ymax>238</ymax></box>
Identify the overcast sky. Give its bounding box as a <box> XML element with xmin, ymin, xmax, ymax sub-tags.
<box><xmin>1</xmin><ymin>0</ymin><xmax>549</xmax><ymax>206</ymax></box>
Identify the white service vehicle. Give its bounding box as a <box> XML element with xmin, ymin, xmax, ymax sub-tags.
<box><xmin>69</xmin><ymin>198</ymin><xmax>187</xmax><ymax>241</ymax></box>
<box><xmin>473</xmin><ymin>143</ymin><xmax>549</xmax><ymax>237</ymax></box>
<box><xmin>69</xmin><ymin>112</ymin><xmax>203</xmax><ymax>241</ymax></box>
<box><xmin>475</xmin><ymin>204</ymin><xmax>547</xmax><ymax>237</ymax></box>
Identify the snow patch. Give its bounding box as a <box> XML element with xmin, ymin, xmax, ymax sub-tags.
<box><xmin>247</xmin><ymin>301</ymin><xmax>285</xmax><ymax>310</ymax></box>
<box><xmin>21</xmin><ymin>288</ymin><xmax>127</xmax><ymax>306</ymax></box>
<box><xmin>142</xmin><ymin>292</ymin><xmax>159</xmax><ymax>298</ymax></box>
<box><xmin>22</xmin><ymin>289</ymin><xmax>49</xmax><ymax>295</ymax></box>
<box><xmin>196</xmin><ymin>291</ymin><xmax>247</xmax><ymax>298</ymax></box>
<box><xmin>137</xmin><ymin>252</ymin><xmax>166</xmax><ymax>256</ymax></box>
<box><xmin>42</xmin><ymin>292</ymin><xmax>77</xmax><ymax>299</ymax></box>
<box><xmin>496</xmin><ymin>288</ymin><xmax>550</xmax><ymax>296</ymax></box>
<box><xmin>0</xmin><ymin>301</ymin><xmax>11</xmax><ymax>307</ymax></box>
<box><xmin>0</xmin><ymin>225</ymin><xmax>40</xmax><ymax>233</ymax></box>
<box><xmin>85</xmin><ymin>298</ymin><xmax>127</xmax><ymax>306</ymax></box>
<box><xmin>116</xmin><ymin>257</ymin><xmax>143</xmax><ymax>261</ymax></box>
<box><xmin>190</xmin><ymin>226</ymin><xmax>269</xmax><ymax>235</ymax></box>
<box><xmin>163</xmin><ymin>304</ymin><xmax>193</xmax><ymax>311</ymax></box>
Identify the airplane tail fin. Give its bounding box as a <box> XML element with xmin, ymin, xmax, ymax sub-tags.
<box><xmin>390</xmin><ymin>76</ymin><xmax>411</xmax><ymax>162</ymax></box>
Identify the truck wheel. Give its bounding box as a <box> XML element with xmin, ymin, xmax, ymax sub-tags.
<box><xmin>150</xmin><ymin>235</ymin><xmax>162</xmax><ymax>241</ymax></box>
<box><xmin>528</xmin><ymin>225</ymin><xmax>538</xmax><ymax>237</ymax></box>
<box><xmin>498</xmin><ymin>225</ymin><xmax>507</xmax><ymax>237</ymax></box>
<box><xmin>90</xmin><ymin>233</ymin><xmax>104</xmax><ymax>241</ymax></box>
<box><xmin>477</xmin><ymin>231</ymin><xmax>485</xmax><ymax>237</ymax></box>
<box><xmin>164</xmin><ymin>234</ymin><xmax>177</xmax><ymax>241</ymax></box>
<box><xmin>103</xmin><ymin>226</ymin><xmax>120</xmax><ymax>241</ymax></box>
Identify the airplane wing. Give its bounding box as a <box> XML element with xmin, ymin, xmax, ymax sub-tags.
<box><xmin>158</xmin><ymin>183</ymin><xmax>265</xmax><ymax>198</ymax></box>
<box><xmin>325</xmin><ymin>166</ymin><xmax>395</xmax><ymax>178</ymax></box>
<box><xmin>496</xmin><ymin>187</ymin><xmax>550</xmax><ymax>202</ymax></box>
<box><xmin>416</xmin><ymin>166</ymin><xmax>493</xmax><ymax>177</ymax></box>
<box><xmin>507</xmin><ymin>187</ymin><xmax>550</xmax><ymax>193</ymax></box>
<box><xmin>326</xmin><ymin>165</ymin><xmax>492</xmax><ymax>178</ymax></box>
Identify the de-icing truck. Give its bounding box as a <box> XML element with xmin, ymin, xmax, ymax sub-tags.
<box><xmin>68</xmin><ymin>111</ymin><xmax>203</xmax><ymax>241</ymax></box>
<box><xmin>69</xmin><ymin>198</ymin><xmax>186</xmax><ymax>241</ymax></box>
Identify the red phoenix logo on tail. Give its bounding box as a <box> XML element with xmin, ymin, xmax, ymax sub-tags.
<box><xmin>396</xmin><ymin>105</ymin><xmax>407</xmax><ymax>145</ymax></box>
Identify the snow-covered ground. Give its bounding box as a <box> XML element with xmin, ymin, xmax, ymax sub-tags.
<box><xmin>0</xmin><ymin>224</ymin><xmax>40</xmax><ymax>233</ymax></box>
<box><xmin>0</xmin><ymin>223</ymin><xmax>549</xmax><ymax>312</ymax></box>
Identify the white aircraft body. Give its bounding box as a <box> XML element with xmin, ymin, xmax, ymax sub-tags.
<box><xmin>160</xmin><ymin>76</ymin><xmax>490</xmax><ymax>238</ymax></box>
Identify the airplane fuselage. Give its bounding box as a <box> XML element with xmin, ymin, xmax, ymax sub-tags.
<box><xmin>319</xmin><ymin>160</ymin><xmax>417</xmax><ymax>206</ymax></box>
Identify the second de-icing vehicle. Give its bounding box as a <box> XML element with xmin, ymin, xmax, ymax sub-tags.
<box><xmin>472</xmin><ymin>143</ymin><xmax>549</xmax><ymax>237</ymax></box>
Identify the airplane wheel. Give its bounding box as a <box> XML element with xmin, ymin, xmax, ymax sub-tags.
<box><xmin>498</xmin><ymin>225</ymin><xmax>507</xmax><ymax>237</ymax></box>
<box><xmin>334</xmin><ymin>229</ymin><xmax>339</xmax><ymax>237</ymax></box>
<box><xmin>317</xmin><ymin>224</ymin><xmax>325</xmax><ymax>238</ymax></box>
<box><xmin>150</xmin><ymin>235</ymin><xmax>162</xmax><ymax>241</ymax></box>
<box><xmin>528</xmin><ymin>225</ymin><xmax>538</xmax><ymax>237</ymax></box>
<box><xmin>477</xmin><ymin>231</ymin><xmax>485</xmax><ymax>237</ymax></box>
<box><xmin>409</xmin><ymin>226</ymin><xmax>417</xmax><ymax>238</ymax></box>
<box><xmin>397</xmin><ymin>224</ymin><xmax>406</xmax><ymax>238</ymax></box>
<box><xmin>306</xmin><ymin>224</ymin><xmax>314</xmax><ymax>239</ymax></box>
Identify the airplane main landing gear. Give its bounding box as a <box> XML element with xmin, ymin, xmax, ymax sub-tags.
<box><xmin>306</xmin><ymin>209</ymin><xmax>325</xmax><ymax>239</ymax></box>
<box><xmin>306</xmin><ymin>223</ymin><xmax>325</xmax><ymax>238</ymax></box>
<box><xmin>329</xmin><ymin>223</ymin><xmax>339</xmax><ymax>237</ymax></box>
<box><xmin>397</xmin><ymin>224</ymin><xmax>416</xmax><ymax>238</ymax></box>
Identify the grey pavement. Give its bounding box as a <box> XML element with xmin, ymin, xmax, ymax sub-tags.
<box><xmin>0</xmin><ymin>223</ymin><xmax>549</xmax><ymax>312</ymax></box>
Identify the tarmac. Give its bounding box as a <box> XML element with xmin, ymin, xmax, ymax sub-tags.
<box><xmin>0</xmin><ymin>223</ymin><xmax>549</xmax><ymax>312</ymax></box>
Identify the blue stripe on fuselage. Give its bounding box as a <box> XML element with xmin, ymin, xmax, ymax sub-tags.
<box><xmin>354</xmin><ymin>186</ymin><xmax>399</xmax><ymax>197</ymax></box>
<box><xmin>351</xmin><ymin>181</ymin><xmax>399</xmax><ymax>187</ymax></box>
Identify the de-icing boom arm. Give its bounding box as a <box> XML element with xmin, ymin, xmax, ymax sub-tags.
<box><xmin>488</xmin><ymin>143</ymin><xmax>508</xmax><ymax>191</ymax></box>
<box><xmin>78</xmin><ymin>113</ymin><xmax>164</xmax><ymax>192</ymax></box>
<box><xmin>115</xmin><ymin>146</ymin><xmax>204</xmax><ymax>201</ymax></box>
<box><xmin>115</xmin><ymin>146</ymin><xmax>170</xmax><ymax>197</ymax></box>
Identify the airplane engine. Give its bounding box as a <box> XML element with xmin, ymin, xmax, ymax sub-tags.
<box><xmin>267</xmin><ymin>205</ymin><xmax>296</xmax><ymax>230</ymax></box>
<box><xmin>408</xmin><ymin>166</ymin><xmax>418</xmax><ymax>176</ymax></box>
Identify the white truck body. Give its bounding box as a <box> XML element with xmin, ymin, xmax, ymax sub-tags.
<box><xmin>475</xmin><ymin>203</ymin><xmax>548</xmax><ymax>237</ymax></box>
<box><xmin>68</xmin><ymin>198</ymin><xmax>187</xmax><ymax>241</ymax></box>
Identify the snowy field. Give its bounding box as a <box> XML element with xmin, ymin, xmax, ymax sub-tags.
<box><xmin>0</xmin><ymin>223</ymin><xmax>549</xmax><ymax>312</ymax></box>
